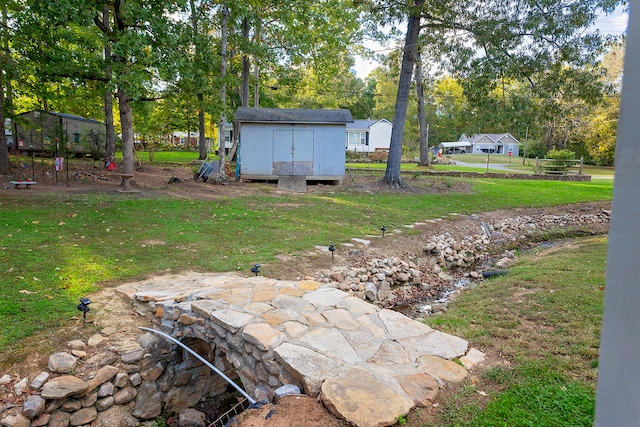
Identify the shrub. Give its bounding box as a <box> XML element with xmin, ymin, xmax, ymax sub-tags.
<box><xmin>546</xmin><ymin>149</ymin><xmax>576</xmax><ymax>172</ymax></box>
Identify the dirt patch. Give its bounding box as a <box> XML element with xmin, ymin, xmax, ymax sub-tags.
<box><xmin>2</xmin><ymin>158</ymin><xmax>472</xmax><ymax>200</ymax></box>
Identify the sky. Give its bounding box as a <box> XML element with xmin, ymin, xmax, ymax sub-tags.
<box><xmin>352</xmin><ymin>6</ymin><xmax>629</xmax><ymax>79</ymax></box>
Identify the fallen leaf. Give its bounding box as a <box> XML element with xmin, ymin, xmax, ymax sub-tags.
<box><xmin>32</xmin><ymin>221</ymin><xmax>40</xmax><ymax>224</ymax></box>
<box><xmin>477</xmin><ymin>390</ymin><xmax>488</xmax><ymax>397</ymax></box>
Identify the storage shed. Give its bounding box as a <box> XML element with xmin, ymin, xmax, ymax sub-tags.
<box><xmin>235</xmin><ymin>107</ymin><xmax>353</xmax><ymax>184</ymax></box>
<box><xmin>14</xmin><ymin>110</ymin><xmax>105</xmax><ymax>157</ymax></box>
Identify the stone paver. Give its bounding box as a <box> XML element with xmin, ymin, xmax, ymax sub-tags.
<box><xmin>120</xmin><ymin>272</ymin><xmax>476</xmax><ymax>427</ymax></box>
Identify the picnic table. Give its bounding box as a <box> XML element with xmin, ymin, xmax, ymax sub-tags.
<box><xmin>9</xmin><ymin>181</ymin><xmax>37</xmax><ymax>189</ymax></box>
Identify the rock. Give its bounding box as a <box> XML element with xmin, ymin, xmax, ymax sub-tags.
<box><xmin>48</xmin><ymin>352</ymin><xmax>78</xmax><ymax>374</ymax></box>
<box><xmin>164</xmin><ymin>376</ymin><xmax>208</xmax><ymax>413</ymax></box>
<box><xmin>364</xmin><ymin>282</ymin><xmax>377</xmax><ymax>302</ymax></box>
<box><xmin>438</xmin><ymin>272</ymin><xmax>454</xmax><ymax>281</ymax></box>
<box><xmin>120</xmin><ymin>350</ymin><xmax>144</xmax><ymax>364</ymax></box>
<box><xmin>329</xmin><ymin>271</ymin><xmax>344</xmax><ymax>283</ymax></box>
<box><xmin>88</xmin><ymin>334</ymin><xmax>109</xmax><ymax>347</ymax></box>
<box><xmin>129</xmin><ymin>373</ymin><xmax>142</xmax><ymax>386</ymax></box>
<box><xmin>417</xmin><ymin>355</ymin><xmax>469</xmax><ymax>383</ymax></box>
<box><xmin>30</xmin><ymin>413</ymin><xmax>50</xmax><ymax>427</ymax></box>
<box><xmin>67</xmin><ymin>340</ymin><xmax>86</xmax><ymax>351</ymax></box>
<box><xmin>47</xmin><ymin>410</ymin><xmax>70</xmax><ymax>427</ymax></box>
<box><xmin>321</xmin><ymin>366</ymin><xmax>414</xmax><ymax>427</ymax></box>
<box><xmin>101</xmin><ymin>326</ymin><xmax>117</xmax><ymax>336</ymax></box>
<box><xmin>95</xmin><ymin>396</ymin><xmax>115</xmax><ymax>411</ymax></box>
<box><xmin>93</xmin><ymin>405</ymin><xmax>138</xmax><ymax>427</ymax></box>
<box><xmin>82</xmin><ymin>392</ymin><xmax>98</xmax><ymax>407</ymax></box>
<box><xmin>349</xmin><ymin>249</ymin><xmax>365</xmax><ymax>258</ymax></box>
<box><xmin>0</xmin><ymin>412</ymin><xmax>30</xmax><ymax>427</ymax></box>
<box><xmin>0</xmin><ymin>374</ymin><xmax>11</xmax><ymax>385</ymax></box>
<box><xmin>13</xmin><ymin>377</ymin><xmax>28</xmax><ymax>395</ymax></box>
<box><xmin>113</xmin><ymin>373</ymin><xmax>129</xmax><ymax>388</ymax></box>
<box><xmin>61</xmin><ymin>399</ymin><xmax>82</xmax><ymax>411</ymax></box>
<box><xmin>22</xmin><ymin>395</ymin><xmax>46</xmax><ymax>419</ymax></box>
<box><xmin>178</xmin><ymin>408</ymin><xmax>206</xmax><ymax>427</ymax></box>
<box><xmin>460</xmin><ymin>348</ymin><xmax>486</xmax><ymax>370</ymax></box>
<box><xmin>397</xmin><ymin>373</ymin><xmax>439</xmax><ymax>407</ymax></box>
<box><xmin>132</xmin><ymin>381</ymin><xmax>162</xmax><ymax>420</ymax></box>
<box><xmin>41</xmin><ymin>376</ymin><xmax>89</xmax><ymax>399</ymax></box>
<box><xmin>113</xmin><ymin>385</ymin><xmax>137</xmax><ymax>404</ymax></box>
<box><xmin>71</xmin><ymin>350</ymin><xmax>87</xmax><ymax>358</ymax></box>
<box><xmin>97</xmin><ymin>381</ymin><xmax>115</xmax><ymax>397</ymax></box>
<box><xmin>69</xmin><ymin>407</ymin><xmax>97</xmax><ymax>426</ymax></box>
<box><xmin>29</xmin><ymin>372</ymin><xmax>49</xmax><ymax>391</ymax></box>
<box><xmin>274</xmin><ymin>384</ymin><xmax>301</xmax><ymax>401</ymax></box>
<box><xmin>83</xmin><ymin>365</ymin><xmax>119</xmax><ymax>396</ymax></box>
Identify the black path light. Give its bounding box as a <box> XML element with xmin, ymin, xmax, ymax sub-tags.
<box><xmin>77</xmin><ymin>297</ymin><xmax>92</xmax><ymax>325</ymax></box>
<box><xmin>381</xmin><ymin>225</ymin><xmax>387</xmax><ymax>238</ymax></box>
<box><xmin>328</xmin><ymin>244</ymin><xmax>336</xmax><ymax>262</ymax></box>
<box><xmin>251</xmin><ymin>263</ymin><xmax>261</xmax><ymax>276</ymax></box>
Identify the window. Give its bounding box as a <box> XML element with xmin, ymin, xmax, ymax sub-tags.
<box><xmin>225</xmin><ymin>129</ymin><xmax>233</xmax><ymax>144</ymax></box>
<box><xmin>348</xmin><ymin>131</ymin><xmax>367</xmax><ymax>146</ymax></box>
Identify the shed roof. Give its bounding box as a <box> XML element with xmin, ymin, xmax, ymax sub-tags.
<box><xmin>235</xmin><ymin>107</ymin><xmax>353</xmax><ymax>124</ymax></box>
<box><xmin>18</xmin><ymin>110</ymin><xmax>103</xmax><ymax>125</ymax></box>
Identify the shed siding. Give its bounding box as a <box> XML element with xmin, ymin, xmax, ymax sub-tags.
<box><xmin>239</xmin><ymin>123</ymin><xmax>273</xmax><ymax>175</ymax></box>
<box><xmin>239</xmin><ymin>122</ymin><xmax>345</xmax><ymax>180</ymax></box>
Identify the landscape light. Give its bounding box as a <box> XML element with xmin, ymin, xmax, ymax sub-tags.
<box><xmin>328</xmin><ymin>244</ymin><xmax>336</xmax><ymax>262</ymax></box>
<box><xmin>77</xmin><ymin>297</ymin><xmax>92</xmax><ymax>325</ymax></box>
<box><xmin>381</xmin><ymin>225</ymin><xmax>387</xmax><ymax>238</ymax></box>
<box><xmin>251</xmin><ymin>263</ymin><xmax>261</xmax><ymax>276</ymax></box>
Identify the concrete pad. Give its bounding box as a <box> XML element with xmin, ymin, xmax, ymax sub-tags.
<box><xmin>277</xmin><ymin>176</ymin><xmax>307</xmax><ymax>193</ymax></box>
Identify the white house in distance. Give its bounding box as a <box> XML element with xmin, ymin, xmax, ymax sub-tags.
<box><xmin>439</xmin><ymin>133</ymin><xmax>520</xmax><ymax>156</ymax></box>
<box><xmin>346</xmin><ymin>119</ymin><xmax>392</xmax><ymax>153</ymax></box>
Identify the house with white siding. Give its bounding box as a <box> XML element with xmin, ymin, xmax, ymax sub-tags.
<box><xmin>346</xmin><ymin>119</ymin><xmax>392</xmax><ymax>153</ymax></box>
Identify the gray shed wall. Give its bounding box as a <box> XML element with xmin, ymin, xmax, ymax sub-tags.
<box><xmin>239</xmin><ymin>123</ymin><xmax>345</xmax><ymax>180</ymax></box>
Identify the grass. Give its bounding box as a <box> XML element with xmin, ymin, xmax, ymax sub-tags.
<box><xmin>115</xmin><ymin>150</ymin><xmax>202</xmax><ymax>164</ymax></box>
<box><xmin>420</xmin><ymin>236</ymin><xmax>607</xmax><ymax>426</ymax></box>
<box><xmin>0</xmin><ymin>164</ymin><xmax>613</xmax><ymax>368</ymax></box>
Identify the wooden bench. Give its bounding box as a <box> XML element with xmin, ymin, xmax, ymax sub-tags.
<box><xmin>9</xmin><ymin>181</ymin><xmax>37</xmax><ymax>189</ymax></box>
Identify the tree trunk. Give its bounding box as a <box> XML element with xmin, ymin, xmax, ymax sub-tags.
<box><xmin>0</xmin><ymin>60</ymin><xmax>9</xmax><ymax>175</ymax></box>
<box><xmin>103</xmin><ymin>6</ymin><xmax>115</xmax><ymax>165</ymax></box>
<box><xmin>415</xmin><ymin>48</ymin><xmax>430</xmax><ymax>167</ymax></box>
<box><xmin>218</xmin><ymin>2</ymin><xmax>228</xmax><ymax>173</ymax></box>
<box><xmin>191</xmin><ymin>0</ymin><xmax>207</xmax><ymax>161</ymax></box>
<box><xmin>383</xmin><ymin>0</ymin><xmax>424</xmax><ymax>186</ymax></box>
<box><xmin>2</xmin><ymin>3</ymin><xmax>15</xmax><ymax>155</ymax></box>
<box><xmin>241</xmin><ymin>17</ymin><xmax>250</xmax><ymax>108</ymax></box>
<box><xmin>117</xmin><ymin>88</ymin><xmax>135</xmax><ymax>190</ymax></box>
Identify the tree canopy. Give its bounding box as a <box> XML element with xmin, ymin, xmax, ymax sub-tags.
<box><xmin>0</xmin><ymin>0</ymin><xmax>626</xmax><ymax>177</ymax></box>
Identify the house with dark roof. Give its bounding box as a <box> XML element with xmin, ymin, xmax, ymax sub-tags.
<box><xmin>346</xmin><ymin>119</ymin><xmax>392</xmax><ymax>153</ymax></box>
<box><xmin>234</xmin><ymin>107</ymin><xmax>353</xmax><ymax>184</ymax></box>
<box><xmin>439</xmin><ymin>133</ymin><xmax>520</xmax><ymax>156</ymax></box>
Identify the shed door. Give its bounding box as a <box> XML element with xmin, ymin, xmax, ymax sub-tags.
<box><xmin>273</xmin><ymin>129</ymin><xmax>314</xmax><ymax>176</ymax></box>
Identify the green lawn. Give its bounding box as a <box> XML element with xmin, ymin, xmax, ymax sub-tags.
<box><xmin>420</xmin><ymin>236</ymin><xmax>607</xmax><ymax>427</ymax></box>
<box><xmin>0</xmin><ymin>172</ymin><xmax>612</xmax><ymax>367</ymax></box>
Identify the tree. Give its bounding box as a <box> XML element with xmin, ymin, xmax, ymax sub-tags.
<box><xmin>415</xmin><ymin>48</ymin><xmax>430</xmax><ymax>166</ymax></box>
<box><xmin>365</xmin><ymin>0</ymin><xmax>626</xmax><ymax>186</ymax></box>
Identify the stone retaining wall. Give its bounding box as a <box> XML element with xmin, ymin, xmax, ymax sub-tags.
<box><xmin>0</xmin><ymin>330</ymin><xmax>229</xmax><ymax>427</ymax></box>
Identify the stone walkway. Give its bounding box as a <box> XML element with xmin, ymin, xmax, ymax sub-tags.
<box><xmin>118</xmin><ymin>272</ymin><xmax>485</xmax><ymax>427</ymax></box>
